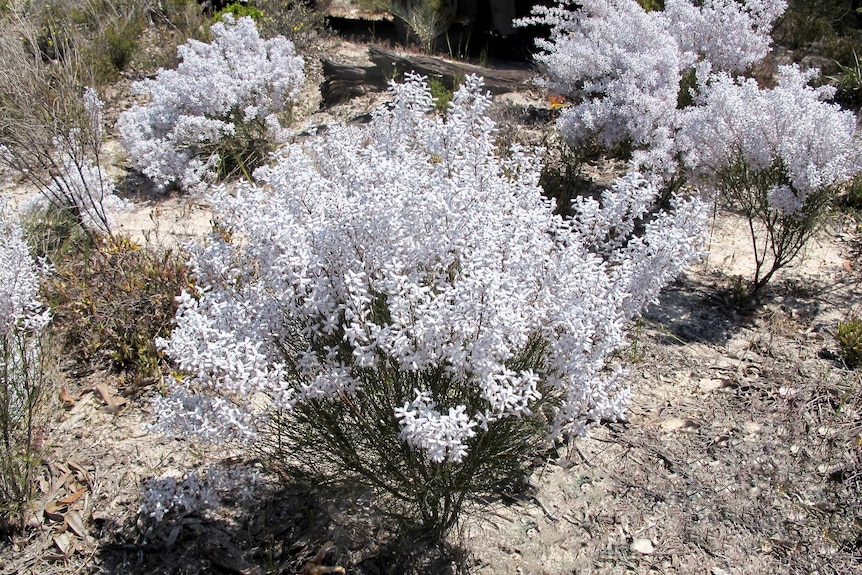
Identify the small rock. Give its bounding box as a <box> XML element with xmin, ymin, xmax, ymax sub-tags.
<box><xmin>743</xmin><ymin>421</ymin><xmax>761</xmax><ymax>434</ymax></box>
<box><xmin>631</xmin><ymin>538</ymin><xmax>654</xmax><ymax>554</ymax></box>
<box><xmin>698</xmin><ymin>378</ymin><xmax>725</xmax><ymax>392</ymax></box>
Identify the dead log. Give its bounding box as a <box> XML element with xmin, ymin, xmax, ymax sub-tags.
<box><xmin>367</xmin><ymin>46</ymin><xmax>535</xmax><ymax>94</ymax></box>
<box><xmin>320</xmin><ymin>46</ymin><xmax>536</xmax><ymax>108</ymax></box>
<box><xmin>319</xmin><ymin>59</ymin><xmax>388</xmax><ymax>108</ymax></box>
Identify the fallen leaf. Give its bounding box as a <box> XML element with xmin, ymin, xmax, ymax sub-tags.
<box><xmin>53</xmin><ymin>533</ymin><xmax>72</xmax><ymax>556</ymax></box>
<box><xmin>743</xmin><ymin>421</ymin><xmax>762</xmax><ymax>434</ymax></box>
<box><xmin>66</xmin><ymin>460</ymin><xmax>91</xmax><ymax>485</ymax></box>
<box><xmin>58</xmin><ymin>487</ymin><xmax>88</xmax><ymax>506</ymax></box>
<box><xmin>661</xmin><ymin>418</ymin><xmax>700</xmax><ymax>432</ymax></box>
<box><xmin>94</xmin><ymin>384</ymin><xmax>126</xmax><ymax>413</ymax></box>
<box><xmin>844</xmin><ymin>260</ymin><xmax>853</xmax><ymax>272</ymax></box>
<box><xmin>631</xmin><ymin>538</ymin><xmax>654</xmax><ymax>554</ymax></box>
<box><xmin>65</xmin><ymin>510</ymin><xmax>89</xmax><ymax>542</ymax></box>
<box><xmin>44</xmin><ymin>500</ymin><xmax>66</xmax><ymax>523</ymax></box>
<box><xmin>698</xmin><ymin>378</ymin><xmax>728</xmax><ymax>392</ymax></box>
<box><xmin>59</xmin><ymin>388</ymin><xmax>76</xmax><ymax>409</ymax></box>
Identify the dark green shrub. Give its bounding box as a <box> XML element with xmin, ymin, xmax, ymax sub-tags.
<box><xmin>830</xmin><ymin>50</ymin><xmax>862</xmax><ymax>108</ymax></box>
<box><xmin>538</xmin><ymin>135</ymin><xmax>592</xmax><ymax>219</ymax></box>
<box><xmin>252</xmin><ymin>0</ymin><xmax>329</xmax><ymax>52</ymax></box>
<box><xmin>845</xmin><ymin>174</ymin><xmax>862</xmax><ymax>211</ymax></box>
<box><xmin>428</xmin><ymin>75</ymin><xmax>453</xmax><ymax>113</ymax></box>
<box><xmin>635</xmin><ymin>0</ymin><xmax>664</xmax><ymax>11</ymax></box>
<box><xmin>838</xmin><ymin>318</ymin><xmax>862</xmax><ymax>369</ymax></box>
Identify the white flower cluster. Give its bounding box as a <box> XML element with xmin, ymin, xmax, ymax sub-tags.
<box><xmin>663</xmin><ymin>0</ymin><xmax>786</xmax><ymax>73</ymax></box>
<box><xmin>572</xmin><ymin>169</ymin><xmax>710</xmax><ymax>317</ymax></box>
<box><xmin>0</xmin><ymin>206</ymin><xmax>50</xmax><ymax>423</ymax></box>
<box><xmin>0</xmin><ymin>205</ymin><xmax>50</xmax><ymax>336</ymax></box>
<box><xmin>520</xmin><ymin>0</ymin><xmax>785</xmax><ymax>167</ymax></box>
<box><xmin>139</xmin><ymin>464</ymin><xmax>260</xmax><ymax>524</ymax></box>
<box><xmin>678</xmin><ymin>65</ymin><xmax>861</xmax><ymax>213</ymax></box>
<box><xmin>395</xmin><ymin>390</ymin><xmax>478</xmax><ymax>463</ymax></box>
<box><xmin>521</xmin><ymin>0</ymin><xmax>686</xmax><ymax>159</ymax></box>
<box><xmin>119</xmin><ymin>16</ymin><xmax>305</xmax><ymax>191</ymax></box>
<box><xmin>156</xmin><ymin>75</ymin><xmax>706</xmax><ymax>462</ymax></box>
<box><xmin>42</xmin><ymin>148</ymin><xmax>129</xmax><ymax>234</ymax></box>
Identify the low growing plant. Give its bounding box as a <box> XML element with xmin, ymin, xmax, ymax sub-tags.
<box><xmin>119</xmin><ymin>14</ymin><xmax>305</xmax><ymax>191</ymax></box>
<box><xmin>153</xmin><ymin>74</ymin><xmax>707</xmax><ymax>539</ymax></box>
<box><xmin>27</xmin><ymin>207</ymin><xmax>191</xmax><ymax>390</ymax></box>
<box><xmin>838</xmin><ymin>318</ymin><xmax>862</xmax><ymax>369</ymax></box>
<box><xmin>830</xmin><ymin>49</ymin><xmax>862</xmax><ymax>109</ymax></box>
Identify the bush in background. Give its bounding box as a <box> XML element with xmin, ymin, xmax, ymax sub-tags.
<box><xmin>119</xmin><ymin>15</ymin><xmax>305</xmax><ymax>191</ymax></box>
<box><xmin>678</xmin><ymin>65</ymin><xmax>861</xmax><ymax>295</ymax></box>
<box><xmin>518</xmin><ymin>0</ymin><xmax>786</xmax><ymax>175</ymax></box>
<box><xmin>252</xmin><ymin>0</ymin><xmax>329</xmax><ymax>53</ymax></box>
<box><xmin>0</xmin><ymin>15</ymin><xmax>128</xmax><ymax>236</ymax></box>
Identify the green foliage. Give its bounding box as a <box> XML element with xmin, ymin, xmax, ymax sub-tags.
<box><xmin>21</xmin><ymin>204</ymin><xmax>91</xmax><ymax>262</ymax></box>
<box><xmin>635</xmin><ymin>0</ymin><xmax>664</xmax><ymax>11</ymax></box>
<box><xmin>838</xmin><ymin>318</ymin><xmax>862</xmax><ymax>369</ymax></box>
<box><xmin>203</xmin><ymin>108</ymin><xmax>287</xmax><ymax>183</ymax></box>
<box><xmin>830</xmin><ymin>50</ymin><xmax>862</xmax><ymax>108</ymax></box>
<box><xmin>538</xmin><ymin>135</ymin><xmax>591</xmax><ymax>219</ymax></box>
<box><xmin>215</xmin><ymin>2</ymin><xmax>266</xmax><ymax>22</ymax></box>
<box><xmin>427</xmin><ymin>75</ymin><xmax>453</xmax><ymax>113</ymax></box>
<box><xmin>846</xmin><ymin>174</ymin><xmax>862</xmax><ymax>211</ymax></box>
<box><xmin>775</xmin><ymin>0</ymin><xmax>862</xmax><ymax>74</ymax></box>
<box><xmin>28</xmin><ymin>209</ymin><xmax>191</xmax><ymax>390</ymax></box>
<box><xmin>258</xmin><ymin>335</ymin><xmax>559</xmax><ymax>539</ymax></box>
<box><xmin>122</xmin><ymin>0</ymin><xmax>211</xmax><ymax>73</ymax></box>
<box><xmin>390</xmin><ymin>0</ymin><xmax>456</xmax><ymax>52</ymax></box>
<box><xmin>33</xmin><ymin>3</ymin><xmax>74</xmax><ymax>62</ymax></box>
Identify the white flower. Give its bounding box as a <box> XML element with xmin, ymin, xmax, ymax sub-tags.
<box><xmin>0</xmin><ymin>204</ymin><xmax>49</xmax><ymax>335</ymax></box>
<box><xmin>518</xmin><ymin>0</ymin><xmax>786</xmax><ymax>175</ymax></box>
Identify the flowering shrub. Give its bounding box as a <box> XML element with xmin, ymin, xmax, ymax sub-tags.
<box><xmin>663</xmin><ymin>0</ymin><xmax>786</xmax><ymax>74</ymax></box>
<box><xmin>37</xmin><ymin>89</ymin><xmax>130</xmax><ymax>235</ymax></box>
<box><xmin>678</xmin><ymin>65</ymin><xmax>862</xmax><ymax>293</ymax></box>
<box><xmin>0</xmin><ymin>206</ymin><xmax>51</xmax><ymax>529</ymax></box>
<box><xmin>155</xmin><ymin>74</ymin><xmax>706</xmax><ymax>536</ymax></box>
<box><xmin>119</xmin><ymin>15</ymin><xmax>305</xmax><ymax>191</ymax></box>
<box><xmin>521</xmin><ymin>0</ymin><xmax>686</xmax><ymax>167</ymax></box>
<box><xmin>0</xmin><ymin>16</ymin><xmax>127</xmax><ymax>236</ymax></box>
<box><xmin>519</xmin><ymin>0</ymin><xmax>785</xmax><ymax>172</ymax></box>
